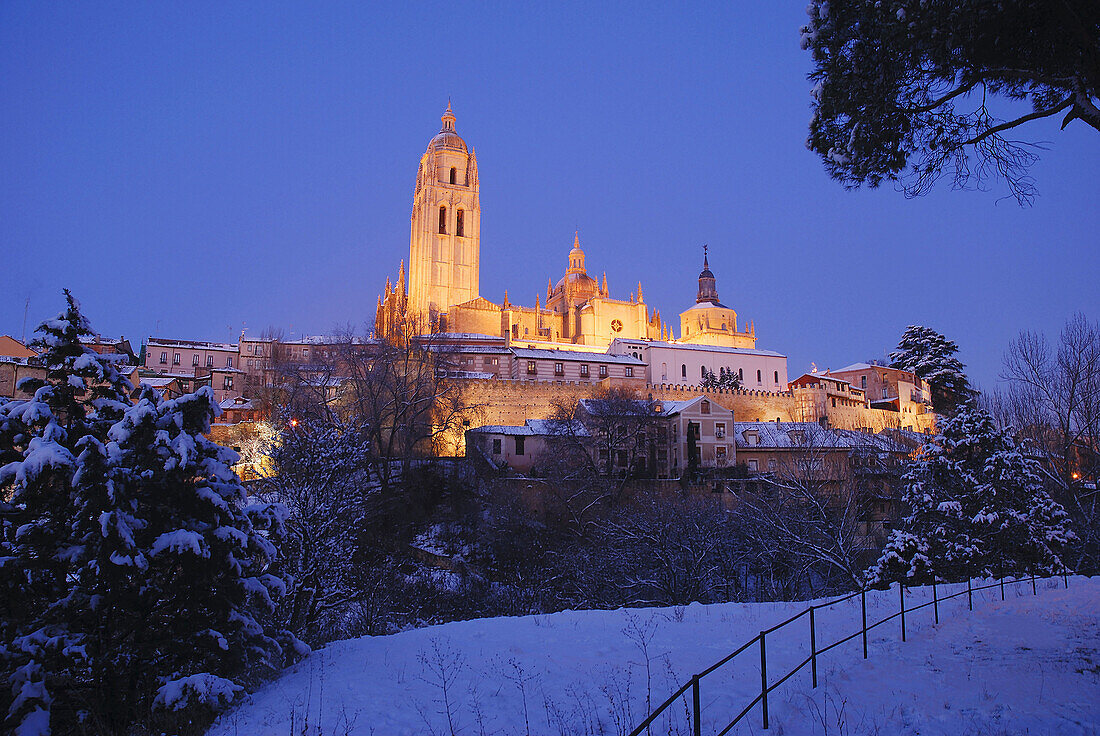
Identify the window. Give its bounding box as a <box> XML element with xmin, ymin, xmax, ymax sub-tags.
<box><xmin>715</xmin><ymin>422</ymin><xmax>726</xmax><ymax>438</ymax></box>
<box><xmin>747</xmin><ymin>459</ymin><xmax>758</xmax><ymax>472</ymax></box>
<box><xmin>223</xmin><ymin>376</ymin><xmax>233</xmax><ymax>390</ymax></box>
<box><xmin>226</xmin><ymin>357</ymin><xmax>233</xmax><ymax>368</ymax></box>
<box><xmin>247</xmin><ymin>345</ymin><xmax>253</xmax><ymax>353</ymax></box>
<box><xmin>774</xmin><ymin>370</ymin><xmax>779</xmax><ymax>383</ymax></box>
<box><xmin>160</xmin><ymin>351</ymin><xmax>167</xmax><ymax>364</ymax></box>
<box><xmin>492</xmin><ymin>438</ymin><xmax>501</xmax><ymax>454</ymax></box>
<box><xmin>456</xmin><ymin>209</ymin><xmax>464</xmax><ymax>237</ymax></box>
<box><xmin>206</xmin><ymin>356</ymin><xmax>213</xmax><ymax>367</ymax></box>
<box><xmin>192</xmin><ymin>354</ymin><xmax>199</xmax><ymax>366</ymax></box>
<box><xmin>554</xmin><ymin>362</ymin><xmax>564</xmax><ymax>376</ymax></box>
<box><xmin>701</xmin><ymin>400</ymin><xmax>711</xmax><ymax>415</ymax></box>
<box><xmin>716</xmin><ymin>446</ymin><xmax>727</xmax><ymax>463</ymax></box>
<box><xmin>681</xmin><ymin>364</ymin><xmax>687</xmax><ymax>378</ymax></box>
<box><xmin>598</xmin><ymin>365</ymin><xmax>608</xmax><ymax>378</ymax></box>
<box><xmin>173</xmin><ymin>352</ymin><xmax>180</xmax><ymax>365</ymax></box>
<box><xmin>514</xmin><ymin>436</ymin><xmax>526</xmax><ymax>455</ymax></box>
<box><xmin>746</xmin><ymin>431</ymin><xmax>758</xmax><ymax>446</ymax></box>
<box><xmin>449</xmin><ymin>167</ymin><xmax>457</xmax><ymax>184</ymax></box>
<box><xmin>832</xmin><ymin>398</ymin><xmax>837</xmax><ymax>407</ymax></box>
<box><xmin>247</xmin><ymin>359</ymin><xmax>253</xmax><ymax>368</ymax></box>
<box><xmin>768</xmin><ymin>458</ymin><xmax>777</xmax><ymax>471</ymax></box>
<box><xmin>757</xmin><ymin>369</ymin><xmax>762</xmax><ymax>384</ymax></box>
<box><xmin>625</xmin><ymin>367</ymin><xmax>633</xmax><ymax>377</ymax></box>
<box><xmin>882</xmin><ymin>387</ymin><xmax>888</xmax><ymax>399</ymax></box>
<box><xmin>438</xmin><ymin>205</ymin><xmax>447</xmax><ymax>234</ymax></box>
<box><xmin>527</xmin><ymin>361</ymin><xmax>537</xmax><ymax>375</ymax></box>
<box><xmin>701</xmin><ymin>365</ymin><xmax>707</xmax><ymax>379</ymax></box>
<box><xmin>580</xmin><ymin>364</ymin><xmax>589</xmax><ymax>377</ymax></box>
<box><xmin>861</xmin><ymin>375</ymin><xmax>867</xmax><ymax>389</ymax></box>
<box><xmin>738</xmin><ymin>367</ymin><xmax>744</xmax><ymax>380</ymax></box>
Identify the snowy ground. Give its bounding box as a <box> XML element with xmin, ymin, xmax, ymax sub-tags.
<box><xmin>210</xmin><ymin>577</ymin><xmax>1100</xmax><ymax>735</ymax></box>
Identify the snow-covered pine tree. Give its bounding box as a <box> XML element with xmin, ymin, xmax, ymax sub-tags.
<box><xmin>868</xmin><ymin>403</ymin><xmax>1074</xmax><ymax>587</ymax></box>
<box><xmin>1</xmin><ymin>292</ymin><xmax>300</xmax><ymax>735</ymax></box>
<box><xmin>700</xmin><ymin>368</ymin><xmax>741</xmax><ymax>391</ymax></box>
<box><xmin>890</xmin><ymin>325</ymin><xmax>975</xmax><ymax>414</ymax></box>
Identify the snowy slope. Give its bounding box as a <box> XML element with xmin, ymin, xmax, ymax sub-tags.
<box><xmin>210</xmin><ymin>577</ymin><xmax>1100</xmax><ymax>735</ymax></box>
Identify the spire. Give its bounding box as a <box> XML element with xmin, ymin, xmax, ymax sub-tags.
<box><xmin>696</xmin><ymin>245</ymin><xmax>719</xmax><ymax>304</ymax></box>
<box><xmin>441</xmin><ymin>100</ymin><xmax>456</xmax><ymax>132</ymax></box>
<box><xmin>397</xmin><ymin>260</ymin><xmax>406</xmax><ymax>293</ymax></box>
<box><xmin>503</xmin><ymin>290</ymin><xmax>509</xmax><ymax>308</ymax></box>
<box><xmin>637</xmin><ymin>281</ymin><xmax>644</xmax><ymax>303</ymax></box>
<box><xmin>601</xmin><ymin>272</ymin><xmax>608</xmax><ymax>297</ymax></box>
<box><xmin>567</xmin><ymin>231</ymin><xmax>586</xmax><ymax>274</ymax></box>
<box><xmin>547</xmin><ymin>277</ymin><xmax>553</xmax><ymax>300</ymax></box>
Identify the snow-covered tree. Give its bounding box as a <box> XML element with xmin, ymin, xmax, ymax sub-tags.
<box><xmin>868</xmin><ymin>404</ymin><xmax>1073</xmax><ymax>586</ymax></box>
<box><xmin>890</xmin><ymin>325</ymin><xmax>975</xmax><ymax>414</ymax></box>
<box><xmin>700</xmin><ymin>368</ymin><xmax>741</xmax><ymax>391</ymax></box>
<box><xmin>0</xmin><ymin>293</ymin><xmax>300</xmax><ymax>735</ymax></box>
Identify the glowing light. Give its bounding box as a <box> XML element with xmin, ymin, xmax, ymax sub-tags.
<box><xmin>289</xmin><ymin>418</ymin><xmax>299</xmax><ymax>428</ymax></box>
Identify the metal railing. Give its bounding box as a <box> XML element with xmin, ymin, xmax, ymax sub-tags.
<box><xmin>628</xmin><ymin>570</ymin><xmax>1072</xmax><ymax>736</ymax></box>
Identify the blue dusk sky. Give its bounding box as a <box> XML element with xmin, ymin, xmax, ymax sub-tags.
<box><xmin>2</xmin><ymin>2</ymin><xmax>1097</xmax><ymax>389</ymax></box>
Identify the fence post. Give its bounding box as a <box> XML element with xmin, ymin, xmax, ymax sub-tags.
<box><xmin>933</xmin><ymin>582</ymin><xmax>939</xmax><ymax>625</ymax></box>
<box><xmin>900</xmin><ymin>584</ymin><xmax>906</xmax><ymax>642</ymax></box>
<box><xmin>1032</xmin><ymin>575</ymin><xmax>1037</xmax><ymax>596</ymax></box>
<box><xmin>810</xmin><ymin>607</ymin><xmax>818</xmax><ymax>688</ymax></box>
<box><xmin>967</xmin><ymin>577</ymin><xmax>973</xmax><ymax>611</ymax></box>
<box><xmin>760</xmin><ymin>632</ymin><xmax>769</xmax><ymax>730</ymax></box>
<box><xmin>861</xmin><ymin>589</ymin><xmax>868</xmax><ymax>659</ymax></box>
<box><xmin>692</xmin><ymin>674</ymin><xmax>701</xmax><ymax>736</ymax></box>
<box><xmin>1063</xmin><ymin>570</ymin><xmax>1068</xmax><ymax>588</ymax></box>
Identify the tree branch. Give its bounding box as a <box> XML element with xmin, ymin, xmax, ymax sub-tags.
<box><xmin>961</xmin><ymin>97</ymin><xmax>1074</xmax><ymax>145</ymax></box>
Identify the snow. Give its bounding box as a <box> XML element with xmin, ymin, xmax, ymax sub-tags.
<box><xmin>154</xmin><ymin>674</ymin><xmax>242</xmax><ymax>711</ymax></box>
<box><xmin>150</xmin><ymin>530</ymin><xmax>208</xmax><ymax>558</ymax></box>
<box><xmin>210</xmin><ymin>577</ymin><xmax>1100</xmax><ymax>736</ymax></box>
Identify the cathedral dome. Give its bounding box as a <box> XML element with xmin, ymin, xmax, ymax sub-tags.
<box><xmin>428</xmin><ymin>102</ymin><xmax>468</xmax><ymax>153</ymax></box>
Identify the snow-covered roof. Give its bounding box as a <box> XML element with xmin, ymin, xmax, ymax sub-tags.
<box><xmin>734</xmin><ymin>422</ymin><xmax>909</xmax><ymax>452</ymax></box>
<box><xmin>467</xmin><ymin>419</ymin><xmax>589</xmax><ymax>437</ymax></box>
<box><xmin>654</xmin><ymin>397</ymin><xmax>707</xmax><ymax>416</ymax></box>
<box><xmin>147</xmin><ymin>337</ymin><xmax>237</xmax><ymax>351</ymax></box>
<box><xmin>219</xmin><ymin>397</ymin><xmax>255</xmax><ymax>410</ymax></box>
<box><xmin>511</xmin><ymin>348</ymin><xmax>644</xmax><ymax>365</ymax></box>
<box><xmin>137</xmin><ymin>377</ymin><xmax>180</xmax><ymax>388</ymax></box>
<box><xmin>682</xmin><ymin>300</ymin><xmax>732</xmax><ymax>311</ymax></box>
<box><xmin>792</xmin><ymin>372</ymin><xmax>851</xmax><ymax>386</ymax></box>
<box><xmin>630</xmin><ymin>340</ymin><xmax>786</xmax><ymax>358</ymax></box>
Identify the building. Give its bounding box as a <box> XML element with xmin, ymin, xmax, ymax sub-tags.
<box><xmin>678</xmin><ymin>247</ymin><xmax>756</xmax><ymax>349</ymax></box>
<box><xmin>0</xmin><ymin>335</ymin><xmax>38</xmax><ymax>360</ymax></box>
<box><xmin>144</xmin><ymin>338</ymin><xmax>238</xmax><ymax>374</ymax></box>
<box><xmin>825</xmin><ymin>363</ymin><xmax>931</xmax><ymax>418</ymax></box>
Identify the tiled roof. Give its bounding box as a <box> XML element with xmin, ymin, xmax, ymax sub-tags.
<box><xmin>734</xmin><ymin>421</ymin><xmax>910</xmax><ymax>452</ymax></box>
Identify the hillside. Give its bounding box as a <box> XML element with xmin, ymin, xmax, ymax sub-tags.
<box><xmin>210</xmin><ymin>577</ymin><xmax>1100</xmax><ymax>735</ymax></box>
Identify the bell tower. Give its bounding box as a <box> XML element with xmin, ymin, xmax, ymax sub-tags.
<box><xmin>407</xmin><ymin>102</ymin><xmax>481</xmax><ymax>325</ymax></box>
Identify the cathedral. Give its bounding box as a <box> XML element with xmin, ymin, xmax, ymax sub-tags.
<box><xmin>376</xmin><ymin>104</ymin><xmax>754</xmax><ymax>351</ymax></box>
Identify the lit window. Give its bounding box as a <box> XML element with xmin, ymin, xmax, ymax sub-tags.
<box><xmin>554</xmin><ymin>362</ymin><xmax>564</xmax><ymax>376</ymax></box>
<box><xmin>598</xmin><ymin>365</ymin><xmax>608</xmax><ymax>378</ymax></box>
<box><xmin>527</xmin><ymin>361</ymin><xmax>537</xmax><ymax>375</ymax></box>
<box><xmin>580</xmin><ymin>364</ymin><xmax>589</xmax><ymax>377</ymax></box>
<box><xmin>625</xmin><ymin>367</ymin><xmax>633</xmax><ymax>377</ymax></box>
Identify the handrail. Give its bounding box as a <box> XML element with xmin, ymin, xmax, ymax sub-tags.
<box><xmin>626</xmin><ymin>570</ymin><xmax>1072</xmax><ymax>734</ymax></box>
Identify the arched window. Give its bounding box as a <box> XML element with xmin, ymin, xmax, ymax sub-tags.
<box><xmin>438</xmin><ymin>206</ymin><xmax>447</xmax><ymax>234</ymax></box>
<box><xmin>774</xmin><ymin>370</ymin><xmax>779</xmax><ymax>383</ymax></box>
<box><xmin>701</xmin><ymin>365</ymin><xmax>707</xmax><ymax>379</ymax></box>
<box><xmin>757</xmin><ymin>369</ymin><xmax>762</xmax><ymax>383</ymax></box>
<box><xmin>681</xmin><ymin>364</ymin><xmax>687</xmax><ymax>378</ymax></box>
<box><xmin>456</xmin><ymin>209</ymin><xmax>464</xmax><ymax>237</ymax></box>
<box><xmin>449</xmin><ymin>167</ymin><xmax>457</xmax><ymax>184</ymax></box>
<box><xmin>738</xmin><ymin>368</ymin><xmax>744</xmax><ymax>380</ymax></box>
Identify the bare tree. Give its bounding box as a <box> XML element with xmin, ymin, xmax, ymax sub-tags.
<box><xmin>1001</xmin><ymin>313</ymin><xmax>1100</xmax><ymax>569</ymax></box>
